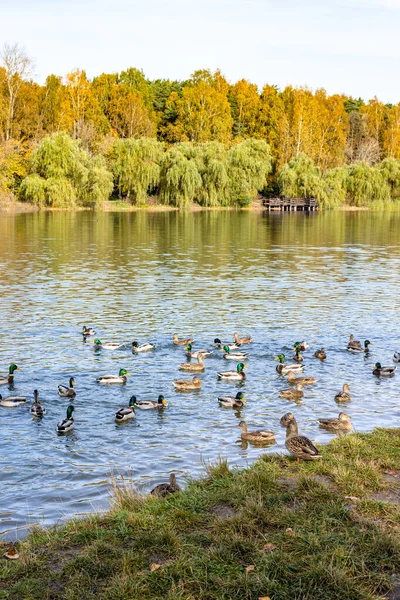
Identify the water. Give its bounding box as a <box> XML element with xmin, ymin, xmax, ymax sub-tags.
<box><xmin>1</xmin><ymin>209</ymin><xmax>400</xmax><ymax>539</ymax></box>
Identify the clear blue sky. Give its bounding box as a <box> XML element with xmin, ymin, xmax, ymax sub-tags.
<box><xmin>1</xmin><ymin>0</ymin><xmax>399</xmax><ymax>102</ymax></box>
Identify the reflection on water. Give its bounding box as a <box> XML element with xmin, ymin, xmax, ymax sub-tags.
<box><xmin>1</xmin><ymin>209</ymin><xmax>400</xmax><ymax>539</ymax></box>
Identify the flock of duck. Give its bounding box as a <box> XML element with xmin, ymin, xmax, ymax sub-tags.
<box><xmin>1</xmin><ymin>329</ymin><xmax>397</xmax><ymax>475</ymax></box>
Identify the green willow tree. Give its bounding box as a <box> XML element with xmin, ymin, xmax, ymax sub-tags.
<box><xmin>227</xmin><ymin>139</ymin><xmax>273</xmax><ymax>205</ymax></box>
<box><xmin>159</xmin><ymin>144</ymin><xmax>202</xmax><ymax>208</ymax></box>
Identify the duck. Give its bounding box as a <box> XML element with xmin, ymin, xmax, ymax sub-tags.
<box><xmin>132</xmin><ymin>341</ymin><xmax>156</xmax><ymax>353</ymax></box>
<box><xmin>217</xmin><ymin>362</ymin><xmax>246</xmax><ymax>381</ymax></box>
<box><xmin>150</xmin><ymin>473</ymin><xmax>181</xmax><ymax>497</ymax></box>
<box><xmin>286</xmin><ymin>371</ymin><xmax>317</xmax><ymax>385</ymax></box>
<box><xmin>30</xmin><ymin>390</ymin><xmax>46</xmax><ymax>417</ymax></box>
<box><xmin>292</xmin><ymin>349</ymin><xmax>303</xmax><ymax>363</ymax></box>
<box><xmin>115</xmin><ymin>396</ymin><xmax>136</xmax><ymax>421</ymax></box>
<box><xmin>97</xmin><ymin>369</ymin><xmax>130</xmax><ymax>384</ymax></box>
<box><xmin>335</xmin><ymin>383</ymin><xmax>351</xmax><ymax>402</ymax></box>
<box><xmin>0</xmin><ymin>393</ymin><xmax>27</xmax><ymax>407</ymax></box>
<box><xmin>58</xmin><ymin>377</ymin><xmax>76</xmax><ymax>398</ymax></box>
<box><xmin>233</xmin><ymin>332</ymin><xmax>253</xmax><ymax>345</ymax></box>
<box><xmin>92</xmin><ymin>339</ymin><xmax>125</xmax><ymax>350</ymax></box>
<box><xmin>213</xmin><ymin>338</ymin><xmax>241</xmax><ymax>351</ymax></box>
<box><xmin>318</xmin><ymin>412</ymin><xmax>352</xmax><ymax>432</ymax></box>
<box><xmin>237</xmin><ymin>420</ymin><xmax>276</xmax><ymax>443</ymax></box>
<box><xmin>279</xmin><ymin>383</ymin><xmax>304</xmax><ymax>400</ymax></box>
<box><xmin>294</xmin><ymin>341</ymin><xmax>309</xmax><ymax>351</ymax></box>
<box><xmin>314</xmin><ymin>348</ymin><xmax>327</xmax><ymax>360</ymax></box>
<box><xmin>173</xmin><ymin>334</ymin><xmax>194</xmax><ymax>346</ymax></box>
<box><xmin>222</xmin><ymin>346</ymin><xmax>248</xmax><ymax>361</ymax></box>
<box><xmin>82</xmin><ymin>326</ymin><xmax>96</xmax><ymax>337</ymax></box>
<box><xmin>185</xmin><ymin>344</ymin><xmax>211</xmax><ymax>358</ymax></box>
<box><xmin>57</xmin><ymin>405</ymin><xmax>75</xmax><ymax>433</ymax></box>
<box><xmin>394</xmin><ymin>352</ymin><xmax>400</xmax><ymax>363</ymax></box>
<box><xmin>218</xmin><ymin>392</ymin><xmax>246</xmax><ymax>409</ymax></box>
<box><xmin>0</xmin><ymin>364</ymin><xmax>19</xmax><ymax>385</ymax></box>
<box><xmin>373</xmin><ymin>363</ymin><xmax>396</xmax><ymax>377</ymax></box>
<box><xmin>180</xmin><ymin>353</ymin><xmax>206</xmax><ymax>372</ymax></box>
<box><xmin>347</xmin><ymin>340</ymin><xmax>372</xmax><ymax>354</ymax></box>
<box><xmin>281</xmin><ymin>413</ymin><xmax>321</xmax><ymax>461</ymax></box>
<box><xmin>133</xmin><ymin>395</ymin><xmax>168</xmax><ymax>410</ymax></box>
<box><xmin>347</xmin><ymin>334</ymin><xmax>362</xmax><ymax>349</ymax></box>
<box><xmin>274</xmin><ymin>354</ymin><xmax>303</xmax><ymax>375</ymax></box>
<box><xmin>173</xmin><ymin>376</ymin><xmax>202</xmax><ymax>391</ymax></box>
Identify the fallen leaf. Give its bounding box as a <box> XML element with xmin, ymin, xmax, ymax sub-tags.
<box><xmin>262</xmin><ymin>543</ymin><xmax>277</xmax><ymax>552</ymax></box>
<box><xmin>150</xmin><ymin>563</ymin><xmax>162</xmax><ymax>572</ymax></box>
<box><xmin>344</xmin><ymin>496</ymin><xmax>360</xmax><ymax>502</ymax></box>
<box><xmin>285</xmin><ymin>527</ymin><xmax>293</xmax><ymax>535</ymax></box>
<box><xmin>4</xmin><ymin>548</ymin><xmax>19</xmax><ymax>560</ymax></box>
<box><xmin>245</xmin><ymin>565</ymin><xmax>255</xmax><ymax>574</ymax></box>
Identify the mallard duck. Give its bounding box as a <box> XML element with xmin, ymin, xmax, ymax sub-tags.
<box><xmin>185</xmin><ymin>344</ymin><xmax>211</xmax><ymax>358</ymax></box>
<box><xmin>132</xmin><ymin>341</ymin><xmax>156</xmax><ymax>353</ymax></box>
<box><xmin>314</xmin><ymin>348</ymin><xmax>326</xmax><ymax>360</ymax></box>
<box><xmin>0</xmin><ymin>394</ymin><xmax>26</xmax><ymax>407</ymax></box>
<box><xmin>58</xmin><ymin>377</ymin><xmax>76</xmax><ymax>397</ymax></box>
<box><xmin>217</xmin><ymin>362</ymin><xmax>246</xmax><ymax>381</ymax></box>
<box><xmin>30</xmin><ymin>390</ymin><xmax>46</xmax><ymax>417</ymax></box>
<box><xmin>180</xmin><ymin>353</ymin><xmax>206</xmax><ymax>372</ymax></box>
<box><xmin>347</xmin><ymin>340</ymin><xmax>372</xmax><ymax>354</ymax></box>
<box><xmin>133</xmin><ymin>395</ymin><xmax>168</xmax><ymax>410</ymax></box>
<box><xmin>373</xmin><ymin>363</ymin><xmax>396</xmax><ymax>377</ymax></box>
<box><xmin>335</xmin><ymin>383</ymin><xmax>351</xmax><ymax>402</ymax></box>
<box><xmin>218</xmin><ymin>392</ymin><xmax>246</xmax><ymax>409</ymax></box>
<box><xmin>275</xmin><ymin>354</ymin><xmax>303</xmax><ymax>375</ymax></box>
<box><xmin>279</xmin><ymin>383</ymin><xmax>304</xmax><ymax>400</ymax></box>
<box><xmin>150</xmin><ymin>473</ymin><xmax>181</xmax><ymax>497</ymax></box>
<box><xmin>286</xmin><ymin>371</ymin><xmax>316</xmax><ymax>385</ymax></box>
<box><xmin>292</xmin><ymin>349</ymin><xmax>303</xmax><ymax>362</ymax></box>
<box><xmin>318</xmin><ymin>412</ymin><xmax>352</xmax><ymax>432</ymax></box>
<box><xmin>234</xmin><ymin>332</ymin><xmax>253</xmax><ymax>345</ymax></box>
<box><xmin>97</xmin><ymin>369</ymin><xmax>130</xmax><ymax>384</ymax></box>
<box><xmin>238</xmin><ymin>420</ymin><xmax>276</xmax><ymax>443</ymax></box>
<box><xmin>0</xmin><ymin>364</ymin><xmax>19</xmax><ymax>385</ymax></box>
<box><xmin>82</xmin><ymin>326</ymin><xmax>96</xmax><ymax>337</ymax></box>
<box><xmin>394</xmin><ymin>352</ymin><xmax>400</xmax><ymax>363</ymax></box>
<box><xmin>57</xmin><ymin>405</ymin><xmax>75</xmax><ymax>433</ymax></box>
<box><xmin>92</xmin><ymin>339</ymin><xmax>125</xmax><ymax>350</ymax></box>
<box><xmin>115</xmin><ymin>396</ymin><xmax>136</xmax><ymax>421</ymax></box>
<box><xmin>347</xmin><ymin>334</ymin><xmax>362</xmax><ymax>349</ymax></box>
<box><xmin>294</xmin><ymin>341</ymin><xmax>309</xmax><ymax>351</ymax></box>
<box><xmin>173</xmin><ymin>376</ymin><xmax>202</xmax><ymax>390</ymax></box>
<box><xmin>223</xmin><ymin>346</ymin><xmax>248</xmax><ymax>361</ymax></box>
<box><xmin>173</xmin><ymin>334</ymin><xmax>194</xmax><ymax>346</ymax></box>
<box><xmin>282</xmin><ymin>413</ymin><xmax>321</xmax><ymax>460</ymax></box>
<box><xmin>213</xmin><ymin>338</ymin><xmax>241</xmax><ymax>351</ymax></box>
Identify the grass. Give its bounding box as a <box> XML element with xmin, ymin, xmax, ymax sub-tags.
<box><xmin>1</xmin><ymin>428</ymin><xmax>400</xmax><ymax>599</ymax></box>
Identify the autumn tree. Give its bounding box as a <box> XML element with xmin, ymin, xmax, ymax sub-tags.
<box><xmin>229</xmin><ymin>79</ymin><xmax>261</xmax><ymax>139</ymax></box>
<box><xmin>0</xmin><ymin>43</ymin><xmax>34</xmax><ymax>140</ymax></box>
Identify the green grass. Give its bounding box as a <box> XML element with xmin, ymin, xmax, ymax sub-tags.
<box><xmin>1</xmin><ymin>428</ymin><xmax>400</xmax><ymax>599</ymax></box>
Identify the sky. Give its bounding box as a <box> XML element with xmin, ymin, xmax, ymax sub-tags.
<box><xmin>0</xmin><ymin>0</ymin><xmax>399</xmax><ymax>102</ymax></box>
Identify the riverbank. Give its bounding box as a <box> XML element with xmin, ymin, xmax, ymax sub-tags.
<box><xmin>1</xmin><ymin>428</ymin><xmax>400</xmax><ymax>600</ymax></box>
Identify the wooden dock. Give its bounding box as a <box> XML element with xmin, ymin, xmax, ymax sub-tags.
<box><xmin>262</xmin><ymin>197</ymin><xmax>318</xmax><ymax>211</ymax></box>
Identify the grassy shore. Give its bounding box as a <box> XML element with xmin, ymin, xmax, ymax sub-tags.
<box><xmin>1</xmin><ymin>428</ymin><xmax>400</xmax><ymax>599</ymax></box>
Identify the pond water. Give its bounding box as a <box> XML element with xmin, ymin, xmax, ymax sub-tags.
<box><xmin>1</xmin><ymin>209</ymin><xmax>400</xmax><ymax>539</ymax></box>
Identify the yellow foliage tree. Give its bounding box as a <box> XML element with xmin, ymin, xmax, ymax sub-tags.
<box><xmin>229</xmin><ymin>79</ymin><xmax>262</xmax><ymax>139</ymax></box>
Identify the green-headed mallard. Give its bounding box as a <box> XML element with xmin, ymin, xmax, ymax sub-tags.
<box><xmin>150</xmin><ymin>473</ymin><xmax>181</xmax><ymax>497</ymax></box>
<box><xmin>57</xmin><ymin>405</ymin><xmax>75</xmax><ymax>433</ymax></box>
<box><xmin>92</xmin><ymin>339</ymin><xmax>125</xmax><ymax>350</ymax></box>
<box><xmin>281</xmin><ymin>413</ymin><xmax>321</xmax><ymax>460</ymax></box>
<box><xmin>318</xmin><ymin>412</ymin><xmax>352</xmax><ymax>432</ymax></box>
<box><xmin>286</xmin><ymin>370</ymin><xmax>316</xmax><ymax>385</ymax></box>
<box><xmin>218</xmin><ymin>392</ymin><xmax>246</xmax><ymax>409</ymax></box>
<box><xmin>30</xmin><ymin>390</ymin><xmax>46</xmax><ymax>417</ymax></box>
<box><xmin>279</xmin><ymin>383</ymin><xmax>304</xmax><ymax>400</ymax></box>
<box><xmin>82</xmin><ymin>326</ymin><xmax>96</xmax><ymax>337</ymax></box>
<box><xmin>0</xmin><ymin>364</ymin><xmax>19</xmax><ymax>385</ymax></box>
<box><xmin>347</xmin><ymin>334</ymin><xmax>361</xmax><ymax>349</ymax></box>
<box><xmin>238</xmin><ymin>420</ymin><xmax>275</xmax><ymax>443</ymax></box>
<box><xmin>97</xmin><ymin>369</ymin><xmax>130</xmax><ymax>384</ymax></box>
<box><xmin>132</xmin><ymin>341</ymin><xmax>156</xmax><ymax>353</ymax></box>
<box><xmin>173</xmin><ymin>334</ymin><xmax>194</xmax><ymax>346</ymax></box>
<box><xmin>347</xmin><ymin>340</ymin><xmax>372</xmax><ymax>354</ymax></box>
<box><xmin>213</xmin><ymin>338</ymin><xmax>241</xmax><ymax>351</ymax></box>
<box><xmin>294</xmin><ymin>341</ymin><xmax>309</xmax><ymax>351</ymax></box>
<box><xmin>373</xmin><ymin>363</ymin><xmax>396</xmax><ymax>377</ymax></box>
<box><xmin>133</xmin><ymin>395</ymin><xmax>168</xmax><ymax>410</ymax></box>
<box><xmin>58</xmin><ymin>377</ymin><xmax>76</xmax><ymax>398</ymax></box>
<box><xmin>223</xmin><ymin>346</ymin><xmax>248</xmax><ymax>361</ymax></box>
<box><xmin>0</xmin><ymin>393</ymin><xmax>26</xmax><ymax>407</ymax></box>
<box><xmin>180</xmin><ymin>353</ymin><xmax>206</xmax><ymax>372</ymax></box>
<box><xmin>173</xmin><ymin>376</ymin><xmax>202</xmax><ymax>391</ymax></box>
<box><xmin>234</xmin><ymin>332</ymin><xmax>253</xmax><ymax>345</ymax></box>
<box><xmin>115</xmin><ymin>396</ymin><xmax>136</xmax><ymax>421</ymax></box>
<box><xmin>335</xmin><ymin>383</ymin><xmax>351</xmax><ymax>402</ymax></box>
<box><xmin>217</xmin><ymin>362</ymin><xmax>246</xmax><ymax>381</ymax></box>
<box><xmin>185</xmin><ymin>344</ymin><xmax>211</xmax><ymax>358</ymax></box>
<box><xmin>275</xmin><ymin>354</ymin><xmax>303</xmax><ymax>375</ymax></box>
<box><xmin>314</xmin><ymin>348</ymin><xmax>327</xmax><ymax>360</ymax></box>
<box><xmin>292</xmin><ymin>349</ymin><xmax>304</xmax><ymax>362</ymax></box>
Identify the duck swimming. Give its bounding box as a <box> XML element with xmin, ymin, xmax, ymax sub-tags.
<box><xmin>133</xmin><ymin>395</ymin><xmax>168</xmax><ymax>410</ymax></box>
<box><xmin>92</xmin><ymin>339</ymin><xmax>125</xmax><ymax>350</ymax></box>
<box><xmin>173</xmin><ymin>376</ymin><xmax>202</xmax><ymax>391</ymax></box>
<box><xmin>218</xmin><ymin>392</ymin><xmax>246</xmax><ymax>409</ymax></box>
<box><xmin>57</xmin><ymin>405</ymin><xmax>75</xmax><ymax>433</ymax></box>
<box><xmin>314</xmin><ymin>348</ymin><xmax>326</xmax><ymax>360</ymax></box>
<box><xmin>180</xmin><ymin>353</ymin><xmax>206</xmax><ymax>372</ymax></box>
<box><xmin>222</xmin><ymin>346</ymin><xmax>248</xmax><ymax>361</ymax></box>
<box><xmin>237</xmin><ymin>420</ymin><xmax>275</xmax><ymax>443</ymax></box>
<box><xmin>0</xmin><ymin>393</ymin><xmax>27</xmax><ymax>407</ymax></box>
<box><xmin>132</xmin><ymin>341</ymin><xmax>156</xmax><ymax>353</ymax></box>
<box><xmin>185</xmin><ymin>344</ymin><xmax>211</xmax><ymax>358</ymax></box>
<box><xmin>318</xmin><ymin>412</ymin><xmax>352</xmax><ymax>432</ymax></box>
<box><xmin>58</xmin><ymin>377</ymin><xmax>76</xmax><ymax>398</ymax></box>
<box><xmin>213</xmin><ymin>338</ymin><xmax>241</xmax><ymax>351</ymax></box>
<box><xmin>217</xmin><ymin>362</ymin><xmax>246</xmax><ymax>381</ymax></box>
<box><xmin>233</xmin><ymin>332</ymin><xmax>253</xmax><ymax>345</ymax></box>
<box><xmin>373</xmin><ymin>363</ymin><xmax>396</xmax><ymax>377</ymax></box>
<box><xmin>173</xmin><ymin>334</ymin><xmax>194</xmax><ymax>346</ymax></box>
<box><xmin>0</xmin><ymin>364</ymin><xmax>19</xmax><ymax>385</ymax></box>
<box><xmin>279</xmin><ymin>383</ymin><xmax>304</xmax><ymax>400</ymax></box>
<box><xmin>286</xmin><ymin>371</ymin><xmax>316</xmax><ymax>385</ymax></box>
<box><xmin>294</xmin><ymin>341</ymin><xmax>309</xmax><ymax>351</ymax></box>
<box><xmin>347</xmin><ymin>334</ymin><xmax>361</xmax><ymax>350</ymax></box>
<box><xmin>275</xmin><ymin>354</ymin><xmax>303</xmax><ymax>375</ymax></box>
<box><xmin>115</xmin><ymin>397</ymin><xmax>136</xmax><ymax>421</ymax></box>
<box><xmin>335</xmin><ymin>383</ymin><xmax>351</xmax><ymax>402</ymax></box>
<box><xmin>30</xmin><ymin>390</ymin><xmax>46</xmax><ymax>417</ymax></box>
<box><xmin>97</xmin><ymin>369</ymin><xmax>130</xmax><ymax>384</ymax></box>
<box><xmin>82</xmin><ymin>326</ymin><xmax>96</xmax><ymax>337</ymax></box>
<box><xmin>347</xmin><ymin>340</ymin><xmax>372</xmax><ymax>354</ymax></box>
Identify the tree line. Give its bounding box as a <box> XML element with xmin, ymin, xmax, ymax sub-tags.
<box><xmin>1</xmin><ymin>43</ymin><xmax>400</xmax><ymax>208</ymax></box>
